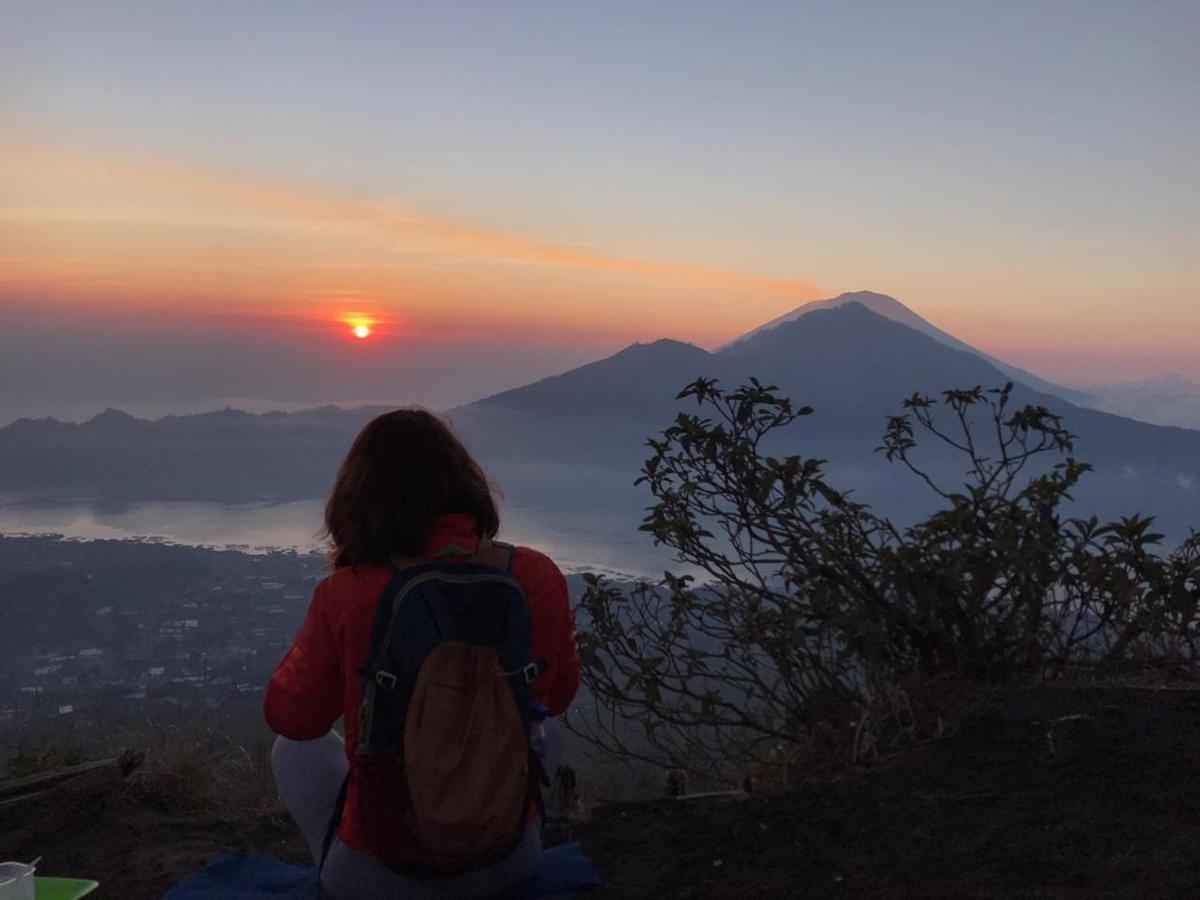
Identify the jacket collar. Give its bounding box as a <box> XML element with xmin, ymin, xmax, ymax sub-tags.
<box><xmin>421</xmin><ymin>513</ymin><xmax>482</xmax><ymax>557</ymax></box>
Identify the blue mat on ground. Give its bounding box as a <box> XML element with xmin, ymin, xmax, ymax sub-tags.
<box><xmin>161</xmin><ymin>843</ymin><xmax>600</xmax><ymax>899</ymax></box>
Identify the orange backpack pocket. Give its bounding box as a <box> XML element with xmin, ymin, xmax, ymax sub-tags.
<box><xmin>403</xmin><ymin>641</ymin><xmax>531</xmax><ymax>863</ymax></box>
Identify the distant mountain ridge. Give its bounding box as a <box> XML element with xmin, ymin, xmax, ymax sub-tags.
<box><xmin>1078</xmin><ymin>373</ymin><xmax>1200</xmax><ymax>431</ymax></box>
<box><xmin>0</xmin><ymin>403</ymin><xmax>387</xmax><ymax>501</ymax></box>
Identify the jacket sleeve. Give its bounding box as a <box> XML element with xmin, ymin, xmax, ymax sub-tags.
<box><xmin>522</xmin><ymin>551</ymin><xmax>581</xmax><ymax>717</ymax></box>
<box><xmin>264</xmin><ymin>579</ymin><xmax>342</xmax><ymax>740</ymax></box>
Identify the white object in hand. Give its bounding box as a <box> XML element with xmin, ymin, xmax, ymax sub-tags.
<box><xmin>0</xmin><ymin>860</ymin><xmax>36</xmax><ymax>900</ymax></box>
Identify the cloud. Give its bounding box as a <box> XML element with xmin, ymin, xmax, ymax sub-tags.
<box><xmin>1</xmin><ymin>144</ymin><xmax>820</xmax><ymax>302</ymax></box>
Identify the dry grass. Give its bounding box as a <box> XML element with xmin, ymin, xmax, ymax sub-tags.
<box><xmin>118</xmin><ymin>721</ymin><xmax>278</xmax><ymax>816</ymax></box>
<box><xmin>3</xmin><ymin>743</ymin><xmax>91</xmax><ymax>780</ymax></box>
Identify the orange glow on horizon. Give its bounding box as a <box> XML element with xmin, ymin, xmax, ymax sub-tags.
<box><xmin>9</xmin><ymin>143</ymin><xmax>1196</xmax><ymax>380</ymax></box>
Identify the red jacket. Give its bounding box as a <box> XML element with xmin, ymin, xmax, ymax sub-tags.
<box><xmin>264</xmin><ymin>513</ymin><xmax>581</xmax><ymax>852</ymax></box>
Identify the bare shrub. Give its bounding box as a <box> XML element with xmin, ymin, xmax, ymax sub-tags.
<box><xmin>572</xmin><ymin>380</ymin><xmax>1200</xmax><ymax>782</ymax></box>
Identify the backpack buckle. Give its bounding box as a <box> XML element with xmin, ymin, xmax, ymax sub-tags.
<box><xmin>375</xmin><ymin>670</ymin><xmax>398</xmax><ymax>691</ymax></box>
<box><xmin>502</xmin><ymin>659</ymin><xmax>547</xmax><ymax>685</ymax></box>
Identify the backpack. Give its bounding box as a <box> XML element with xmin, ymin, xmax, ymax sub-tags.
<box><xmin>334</xmin><ymin>540</ymin><xmax>545</xmax><ymax>875</ymax></box>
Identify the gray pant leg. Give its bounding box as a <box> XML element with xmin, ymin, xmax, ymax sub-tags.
<box><xmin>271</xmin><ymin>732</ymin><xmax>348</xmax><ymax>863</ymax></box>
<box><xmin>272</xmin><ymin>733</ymin><xmax>543</xmax><ymax>899</ymax></box>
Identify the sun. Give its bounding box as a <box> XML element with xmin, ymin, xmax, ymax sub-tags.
<box><xmin>339</xmin><ymin>310</ymin><xmax>379</xmax><ymax>340</ymax></box>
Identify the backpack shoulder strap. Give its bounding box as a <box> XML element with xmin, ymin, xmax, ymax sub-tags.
<box><xmin>475</xmin><ymin>537</ymin><xmax>516</xmax><ymax>574</ymax></box>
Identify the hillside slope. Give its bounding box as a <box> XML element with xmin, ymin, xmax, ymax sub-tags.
<box><xmin>12</xmin><ymin>686</ymin><xmax>1200</xmax><ymax>899</ymax></box>
<box><xmin>565</xmin><ymin>685</ymin><xmax>1200</xmax><ymax>898</ymax></box>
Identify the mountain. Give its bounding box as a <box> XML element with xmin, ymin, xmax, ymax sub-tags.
<box><xmin>721</xmin><ymin>305</ymin><xmax>1198</xmax><ymax>472</ymax></box>
<box><xmin>435</xmin><ymin>340</ymin><xmax>719</xmax><ymax>524</ymax></box>
<box><xmin>1</xmin><ymin>301</ymin><xmax>1196</xmax><ymax>539</ymax></box>
<box><xmin>453</xmin><ymin>302</ymin><xmax>1200</xmax><ymax>535</ymax></box>
<box><xmin>472</xmin><ymin>339</ymin><xmax>711</xmax><ymax>419</ymax></box>
<box><xmin>463</xmin><ymin>302</ymin><xmax>1195</xmax><ymax>468</ymax></box>
<box><xmin>722</xmin><ymin>290</ymin><xmax>953</xmax><ymax>348</ymax></box>
<box><xmin>1078</xmin><ymin>373</ymin><xmax>1200</xmax><ymax>431</ymax></box>
<box><xmin>720</xmin><ymin>290</ymin><xmax>1088</xmax><ymax>403</ymax></box>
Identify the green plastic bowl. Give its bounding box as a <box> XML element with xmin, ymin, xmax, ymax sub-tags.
<box><xmin>34</xmin><ymin>878</ymin><xmax>99</xmax><ymax>900</ymax></box>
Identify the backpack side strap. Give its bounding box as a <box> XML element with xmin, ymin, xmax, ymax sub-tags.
<box><xmin>318</xmin><ymin>773</ymin><xmax>350</xmax><ymax>879</ymax></box>
<box><xmin>501</xmin><ymin>658</ymin><xmax>547</xmax><ymax>685</ymax></box>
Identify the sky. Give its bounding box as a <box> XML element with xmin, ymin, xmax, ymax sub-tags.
<box><xmin>2</xmin><ymin>0</ymin><xmax>1198</xmax><ymax>423</ymax></box>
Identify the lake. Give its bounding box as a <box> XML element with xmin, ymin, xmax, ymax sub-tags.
<box><xmin>0</xmin><ymin>495</ymin><xmax>677</xmax><ymax>578</ymax></box>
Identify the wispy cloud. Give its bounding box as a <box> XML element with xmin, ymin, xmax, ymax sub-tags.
<box><xmin>1</xmin><ymin>144</ymin><xmax>820</xmax><ymax>301</ymax></box>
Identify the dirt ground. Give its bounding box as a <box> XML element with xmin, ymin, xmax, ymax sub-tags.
<box><xmin>21</xmin><ymin>685</ymin><xmax>1200</xmax><ymax>898</ymax></box>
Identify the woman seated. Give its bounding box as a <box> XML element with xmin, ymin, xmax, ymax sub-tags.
<box><xmin>265</xmin><ymin>409</ymin><xmax>580</xmax><ymax>899</ymax></box>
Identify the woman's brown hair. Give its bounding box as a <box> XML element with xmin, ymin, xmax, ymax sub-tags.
<box><xmin>323</xmin><ymin>409</ymin><xmax>499</xmax><ymax>568</ymax></box>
